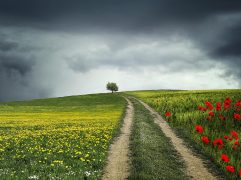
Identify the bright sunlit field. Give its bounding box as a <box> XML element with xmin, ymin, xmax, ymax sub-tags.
<box><xmin>126</xmin><ymin>89</ymin><xmax>241</xmax><ymax>178</ymax></box>
<box><xmin>0</xmin><ymin>94</ymin><xmax>126</xmax><ymax>179</ymax></box>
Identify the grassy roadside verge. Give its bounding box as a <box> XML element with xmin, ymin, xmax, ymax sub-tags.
<box><xmin>128</xmin><ymin>97</ymin><xmax>188</xmax><ymax>179</ymax></box>
<box><xmin>172</xmin><ymin>128</ymin><xmax>228</xmax><ymax>179</ymax></box>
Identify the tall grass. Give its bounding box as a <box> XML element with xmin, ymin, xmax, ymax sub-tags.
<box><xmin>127</xmin><ymin>89</ymin><xmax>241</xmax><ymax>179</ymax></box>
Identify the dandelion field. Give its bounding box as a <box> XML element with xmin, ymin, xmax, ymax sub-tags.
<box><xmin>127</xmin><ymin>89</ymin><xmax>241</xmax><ymax>179</ymax></box>
<box><xmin>0</xmin><ymin>94</ymin><xmax>126</xmax><ymax>179</ymax></box>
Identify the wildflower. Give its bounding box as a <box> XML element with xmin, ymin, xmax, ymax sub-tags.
<box><xmin>234</xmin><ymin>141</ymin><xmax>240</xmax><ymax>146</ymax></box>
<box><xmin>224</xmin><ymin>135</ymin><xmax>229</xmax><ymax>140</ymax></box>
<box><xmin>198</xmin><ymin>106</ymin><xmax>204</xmax><ymax>110</ymax></box>
<box><xmin>213</xmin><ymin>138</ymin><xmax>224</xmax><ymax>149</ymax></box>
<box><xmin>231</xmin><ymin>130</ymin><xmax>238</xmax><ymax>140</ymax></box>
<box><xmin>84</xmin><ymin>171</ymin><xmax>91</xmax><ymax>177</ymax></box>
<box><xmin>198</xmin><ymin>106</ymin><xmax>207</xmax><ymax>111</ymax></box>
<box><xmin>224</xmin><ymin>98</ymin><xmax>232</xmax><ymax>104</ymax></box>
<box><xmin>216</xmin><ymin>102</ymin><xmax>221</xmax><ymax>111</ymax></box>
<box><xmin>226</xmin><ymin>165</ymin><xmax>235</xmax><ymax>173</ymax></box>
<box><xmin>239</xmin><ymin>169</ymin><xmax>241</xmax><ymax>176</ymax></box>
<box><xmin>208</xmin><ymin>111</ymin><xmax>215</xmax><ymax>117</ymax></box>
<box><xmin>221</xmin><ymin>154</ymin><xmax>229</xmax><ymax>163</ymax></box>
<box><xmin>205</xmin><ymin>101</ymin><xmax>213</xmax><ymax>111</ymax></box>
<box><xmin>219</xmin><ymin>114</ymin><xmax>226</xmax><ymax>121</ymax></box>
<box><xmin>223</xmin><ymin>98</ymin><xmax>231</xmax><ymax>110</ymax></box>
<box><xmin>201</xmin><ymin>136</ymin><xmax>210</xmax><ymax>144</ymax></box>
<box><xmin>235</xmin><ymin>101</ymin><xmax>241</xmax><ymax>107</ymax></box>
<box><xmin>28</xmin><ymin>175</ymin><xmax>39</xmax><ymax>180</ymax></box>
<box><xmin>195</xmin><ymin>125</ymin><xmax>203</xmax><ymax>134</ymax></box>
<box><xmin>165</xmin><ymin>112</ymin><xmax>171</xmax><ymax>117</ymax></box>
<box><xmin>80</xmin><ymin>157</ymin><xmax>85</xmax><ymax>162</ymax></box>
<box><xmin>234</xmin><ymin>113</ymin><xmax>241</xmax><ymax>120</ymax></box>
<box><xmin>224</xmin><ymin>104</ymin><xmax>231</xmax><ymax>110</ymax></box>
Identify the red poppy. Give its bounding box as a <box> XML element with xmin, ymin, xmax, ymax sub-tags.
<box><xmin>205</xmin><ymin>101</ymin><xmax>213</xmax><ymax>111</ymax></box>
<box><xmin>224</xmin><ymin>98</ymin><xmax>232</xmax><ymax>110</ymax></box>
<box><xmin>235</xmin><ymin>101</ymin><xmax>241</xmax><ymax>107</ymax></box>
<box><xmin>231</xmin><ymin>130</ymin><xmax>238</xmax><ymax>140</ymax></box>
<box><xmin>219</xmin><ymin>114</ymin><xmax>226</xmax><ymax>121</ymax></box>
<box><xmin>208</xmin><ymin>111</ymin><xmax>215</xmax><ymax>117</ymax></box>
<box><xmin>198</xmin><ymin>106</ymin><xmax>204</xmax><ymax>111</ymax></box>
<box><xmin>234</xmin><ymin>113</ymin><xmax>241</xmax><ymax>120</ymax></box>
<box><xmin>201</xmin><ymin>136</ymin><xmax>210</xmax><ymax>144</ymax></box>
<box><xmin>239</xmin><ymin>169</ymin><xmax>241</xmax><ymax>176</ymax></box>
<box><xmin>165</xmin><ymin>112</ymin><xmax>171</xmax><ymax>117</ymax></box>
<box><xmin>216</xmin><ymin>102</ymin><xmax>221</xmax><ymax>111</ymax></box>
<box><xmin>221</xmin><ymin>154</ymin><xmax>229</xmax><ymax>163</ymax></box>
<box><xmin>224</xmin><ymin>98</ymin><xmax>232</xmax><ymax>104</ymax></box>
<box><xmin>195</xmin><ymin>125</ymin><xmax>203</xmax><ymax>134</ymax></box>
<box><xmin>198</xmin><ymin>106</ymin><xmax>207</xmax><ymax>111</ymax></box>
<box><xmin>224</xmin><ymin>135</ymin><xmax>229</xmax><ymax>139</ymax></box>
<box><xmin>226</xmin><ymin>165</ymin><xmax>235</xmax><ymax>173</ymax></box>
<box><xmin>213</xmin><ymin>138</ymin><xmax>224</xmax><ymax>149</ymax></box>
<box><xmin>234</xmin><ymin>141</ymin><xmax>240</xmax><ymax>146</ymax></box>
<box><xmin>224</xmin><ymin>103</ymin><xmax>230</xmax><ymax>110</ymax></box>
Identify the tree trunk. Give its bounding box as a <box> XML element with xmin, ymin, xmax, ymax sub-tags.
<box><xmin>112</xmin><ymin>90</ymin><xmax>113</xmax><ymax>93</ymax></box>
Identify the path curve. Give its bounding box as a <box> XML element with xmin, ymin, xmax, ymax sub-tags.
<box><xmin>138</xmin><ymin>99</ymin><xmax>217</xmax><ymax>180</ymax></box>
<box><xmin>102</xmin><ymin>97</ymin><xmax>133</xmax><ymax>180</ymax></box>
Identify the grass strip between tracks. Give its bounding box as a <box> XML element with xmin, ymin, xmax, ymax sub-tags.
<box><xmin>128</xmin><ymin>97</ymin><xmax>188</xmax><ymax>180</ymax></box>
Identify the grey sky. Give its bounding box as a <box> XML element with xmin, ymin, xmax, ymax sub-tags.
<box><xmin>0</xmin><ymin>0</ymin><xmax>241</xmax><ymax>101</ymax></box>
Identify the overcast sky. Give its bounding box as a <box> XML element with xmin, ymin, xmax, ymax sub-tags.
<box><xmin>0</xmin><ymin>0</ymin><xmax>241</xmax><ymax>101</ymax></box>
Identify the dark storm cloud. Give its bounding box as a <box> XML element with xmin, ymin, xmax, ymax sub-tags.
<box><xmin>0</xmin><ymin>0</ymin><xmax>241</xmax><ymax>101</ymax></box>
<box><xmin>0</xmin><ymin>56</ymin><xmax>33</xmax><ymax>76</ymax></box>
<box><xmin>0</xmin><ymin>57</ymin><xmax>34</xmax><ymax>102</ymax></box>
<box><xmin>1</xmin><ymin>0</ymin><xmax>241</xmax><ymax>31</ymax></box>
<box><xmin>205</xmin><ymin>22</ymin><xmax>241</xmax><ymax>84</ymax></box>
<box><xmin>0</xmin><ymin>41</ymin><xmax>18</xmax><ymax>52</ymax></box>
<box><xmin>0</xmin><ymin>35</ymin><xmax>52</xmax><ymax>102</ymax></box>
<box><xmin>0</xmin><ymin>58</ymin><xmax>52</xmax><ymax>102</ymax></box>
<box><xmin>211</xmin><ymin>24</ymin><xmax>241</xmax><ymax>58</ymax></box>
<box><xmin>0</xmin><ymin>38</ymin><xmax>31</xmax><ymax>76</ymax></box>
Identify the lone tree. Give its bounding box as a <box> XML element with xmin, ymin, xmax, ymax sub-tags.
<box><xmin>106</xmin><ymin>82</ymin><xmax>118</xmax><ymax>93</ymax></box>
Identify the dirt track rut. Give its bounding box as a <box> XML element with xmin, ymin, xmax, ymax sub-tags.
<box><xmin>102</xmin><ymin>97</ymin><xmax>133</xmax><ymax>180</ymax></box>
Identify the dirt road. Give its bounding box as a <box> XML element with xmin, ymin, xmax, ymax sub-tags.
<box><xmin>102</xmin><ymin>97</ymin><xmax>133</xmax><ymax>180</ymax></box>
<box><xmin>138</xmin><ymin>99</ymin><xmax>217</xmax><ymax>180</ymax></box>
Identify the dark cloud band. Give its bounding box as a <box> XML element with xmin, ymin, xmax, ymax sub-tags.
<box><xmin>0</xmin><ymin>0</ymin><xmax>240</xmax><ymax>101</ymax></box>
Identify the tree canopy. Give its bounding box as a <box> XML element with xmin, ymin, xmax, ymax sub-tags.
<box><xmin>106</xmin><ymin>82</ymin><xmax>118</xmax><ymax>93</ymax></box>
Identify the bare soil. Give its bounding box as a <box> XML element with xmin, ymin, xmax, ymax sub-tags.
<box><xmin>138</xmin><ymin>99</ymin><xmax>218</xmax><ymax>180</ymax></box>
<box><xmin>102</xmin><ymin>97</ymin><xmax>133</xmax><ymax>180</ymax></box>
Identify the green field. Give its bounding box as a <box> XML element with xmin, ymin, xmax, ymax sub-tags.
<box><xmin>1</xmin><ymin>89</ymin><xmax>241</xmax><ymax>179</ymax></box>
<box><xmin>0</xmin><ymin>94</ymin><xmax>126</xmax><ymax>179</ymax></box>
<box><xmin>126</xmin><ymin>89</ymin><xmax>241</xmax><ymax>178</ymax></box>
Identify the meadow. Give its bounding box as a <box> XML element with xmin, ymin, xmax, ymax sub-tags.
<box><xmin>127</xmin><ymin>89</ymin><xmax>241</xmax><ymax>179</ymax></box>
<box><xmin>0</xmin><ymin>94</ymin><xmax>126</xmax><ymax>179</ymax></box>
